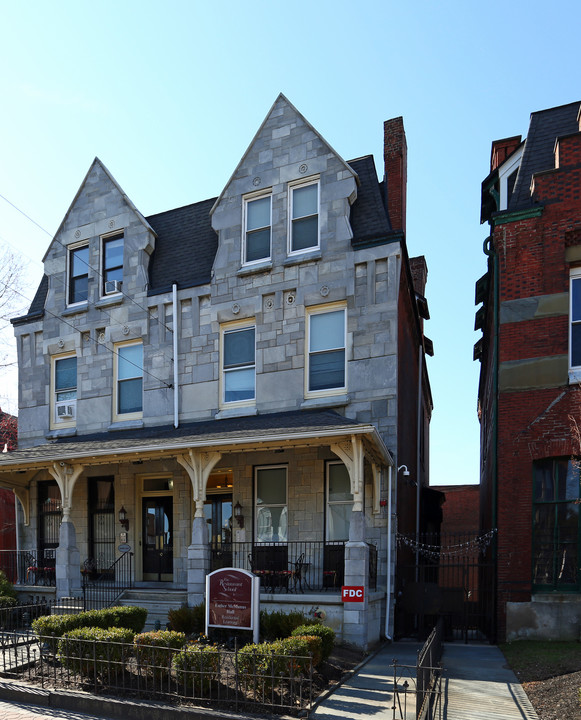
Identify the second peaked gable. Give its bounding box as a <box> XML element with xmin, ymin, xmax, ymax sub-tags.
<box><xmin>210</xmin><ymin>94</ymin><xmax>358</xmax><ymax>278</ymax></box>
<box><xmin>42</xmin><ymin>158</ymin><xmax>157</xmax><ymax>312</ymax></box>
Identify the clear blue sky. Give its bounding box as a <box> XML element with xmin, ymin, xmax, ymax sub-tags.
<box><xmin>0</xmin><ymin>0</ymin><xmax>578</xmax><ymax>485</ymax></box>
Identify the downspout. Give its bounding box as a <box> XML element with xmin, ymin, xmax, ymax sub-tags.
<box><xmin>173</xmin><ymin>283</ymin><xmax>179</xmax><ymax>429</ymax></box>
<box><xmin>483</xmin><ymin>235</ymin><xmax>499</xmax><ymax>638</ymax></box>
<box><xmin>14</xmin><ymin>494</ymin><xmax>20</xmax><ymax>584</ymax></box>
<box><xmin>415</xmin><ymin>347</ymin><xmax>423</xmax><ymax>581</ymax></box>
<box><xmin>385</xmin><ymin>464</ymin><xmax>393</xmax><ymax>640</ymax></box>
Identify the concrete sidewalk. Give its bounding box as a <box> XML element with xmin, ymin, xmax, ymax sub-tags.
<box><xmin>310</xmin><ymin>641</ymin><xmax>540</xmax><ymax>720</ymax></box>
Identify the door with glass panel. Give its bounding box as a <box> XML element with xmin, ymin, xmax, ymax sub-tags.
<box><xmin>324</xmin><ymin>462</ymin><xmax>353</xmax><ymax>589</ymax></box>
<box><xmin>142</xmin><ymin>497</ymin><xmax>173</xmax><ymax>581</ymax></box>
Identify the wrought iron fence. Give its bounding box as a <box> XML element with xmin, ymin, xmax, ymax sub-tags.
<box><xmin>0</xmin><ymin>629</ymin><xmax>313</xmax><ymax>713</ymax></box>
<box><xmin>210</xmin><ymin>540</ymin><xmax>348</xmax><ymax>593</ymax></box>
<box><xmin>82</xmin><ymin>551</ymin><xmax>133</xmax><ymax>610</ymax></box>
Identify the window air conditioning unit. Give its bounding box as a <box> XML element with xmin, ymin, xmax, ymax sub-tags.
<box><xmin>56</xmin><ymin>401</ymin><xmax>76</xmax><ymax>420</ymax></box>
<box><xmin>105</xmin><ymin>279</ymin><xmax>122</xmax><ymax>295</ymax></box>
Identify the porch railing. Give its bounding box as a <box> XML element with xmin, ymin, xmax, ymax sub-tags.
<box><xmin>0</xmin><ymin>550</ymin><xmax>55</xmax><ymax>587</ymax></box>
<box><xmin>211</xmin><ymin>540</ymin><xmax>378</xmax><ymax>593</ymax></box>
<box><xmin>82</xmin><ymin>551</ymin><xmax>133</xmax><ymax>610</ymax></box>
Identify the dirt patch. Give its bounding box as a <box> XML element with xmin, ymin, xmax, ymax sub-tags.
<box><xmin>522</xmin><ymin>671</ymin><xmax>581</xmax><ymax>720</ymax></box>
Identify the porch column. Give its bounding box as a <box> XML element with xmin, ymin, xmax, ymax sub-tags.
<box><xmin>48</xmin><ymin>463</ymin><xmax>84</xmax><ymax>600</ymax></box>
<box><xmin>176</xmin><ymin>449</ymin><xmax>222</xmax><ymax>606</ymax></box>
<box><xmin>331</xmin><ymin>435</ymin><xmax>370</xmax><ymax>648</ymax></box>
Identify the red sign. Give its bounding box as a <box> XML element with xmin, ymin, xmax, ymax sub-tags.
<box><xmin>342</xmin><ymin>586</ymin><xmax>365</xmax><ymax>602</ymax></box>
<box><xmin>208</xmin><ymin>569</ymin><xmax>253</xmax><ymax>629</ymax></box>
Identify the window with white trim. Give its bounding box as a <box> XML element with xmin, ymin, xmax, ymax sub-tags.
<box><xmin>255</xmin><ymin>466</ymin><xmax>287</xmax><ymax>543</ymax></box>
<box><xmin>52</xmin><ymin>354</ymin><xmax>77</xmax><ymax>426</ymax></box>
<box><xmin>244</xmin><ymin>195</ymin><xmax>271</xmax><ymax>264</ymax></box>
<box><xmin>307</xmin><ymin>305</ymin><xmax>346</xmax><ymax>394</ymax></box>
<box><xmin>68</xmin><ymin>244</ymin><xmax>89</xmax><ymax>305</ymax></box>
<box><xmin>102</xmin><ymin>234</ymin><xmax>124</xmax><ymax>296</ymax></box>
<box><xmin>114</xmin><ymin>341</ymin><xmax>143</xmax><ymax>419</ymax></box>
<box><xmin>289</xmin><ymin>181</ymin><xmax>319</xmax><ymax>253</ymax></box>
<box><xmin>570</xmin><ymin>269</ymin><xmax>581</xmax><ymax>372</ymax></box>
<box><xmin>326</xmin><ymin>462</ymin><xmax>353</xmax><ymax>541</ymax></box>
<box><xmin>222</xmin><ymin>323</ymin><xmax>255</xmax><ymax>404</ymax></box>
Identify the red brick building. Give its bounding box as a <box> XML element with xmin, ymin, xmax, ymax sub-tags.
<box><xmin>0</xmin><ymin>409</ymin><xmax>17</xmax><ymax>555</ymax></box>
<box><xmin>476</xmin><ymin>101</ymin><xmax>581</xmax><ymax>641</ymax></box>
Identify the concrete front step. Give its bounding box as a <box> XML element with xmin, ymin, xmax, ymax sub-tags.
<box><xmin>117</xmin><ymin>589</ymin><xmax>188</xmax><ymax>629</ymax></box>
<box><xmin>52</xmin><ymin>597</ymin><xmax>84</xmax><ymax>615</ymax></box>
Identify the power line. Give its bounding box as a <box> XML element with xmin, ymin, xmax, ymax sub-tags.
<box><xmin>0</xmin><ymin>190</ymin><xmax>175</xmax><ymax>335</ymax></box>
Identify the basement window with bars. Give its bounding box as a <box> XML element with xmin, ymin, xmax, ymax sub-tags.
<box><xmin>532</xmin><ymin>457</ymin><xmax>581</xmax><ymax>592</ymax></box>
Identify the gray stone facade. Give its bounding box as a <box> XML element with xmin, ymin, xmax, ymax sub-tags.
<box><xmin>7</xmin><ymin>95</ymin><xmax>424</xmax><ymax>649</ymax></box>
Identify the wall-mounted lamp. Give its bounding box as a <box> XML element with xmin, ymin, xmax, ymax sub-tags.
<box><xmin>398</xmin><ymin>465</ymin><xmax>410</xmax><ymax>476</ymax></box>
<box><xmin>233</xmin><ymin>501</ymin><xmax>244</xmax><ymax>529</ymax></box>
<box><xmin>118</xmin><ymin>506</ymin><xmax>129</xmax><ymax>531</ymax></box>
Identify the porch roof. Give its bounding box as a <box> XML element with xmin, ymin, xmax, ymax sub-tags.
<box><xmin>0</xmin><ymin>410</ymin><xmax>393</xmax><ymax>472</ymax></box>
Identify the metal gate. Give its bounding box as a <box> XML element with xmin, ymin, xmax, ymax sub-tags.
<box><xmin>395</xmin><ymin>531</ymin><xmax>496</xmax><ymax>643</ymax></box>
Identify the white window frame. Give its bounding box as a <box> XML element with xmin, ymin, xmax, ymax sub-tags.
<box><xmin>288</xmin><ymin>178</ymin><xmax>320</xmax><ymax>256</ymax></box>
<box><xmin>101</xmin><ymin>232</ymin><xmax>124</xmax><ymax>297</ymax></box>
<box><xmin>570</xmin><ymin>268</ymin><xmax>581</xmax><ymax>378</ymax></box>
<box><xmin>67</xmin><ymin>241</ymin><xmax>90</xmax><ymax>307</ymax></box>
<box><xmin>305</xmin><ymin>303</ymin><xmax>347</xmax><ymax>398</ymax></box>
<box><xmin>50</xmin><ymin>353</ymin><xmax>77</xmax><ymax>429</ymax></box>
<box><xmin>220</xmin><ymin>320</ymin><xmax>256</xmax><ymax>408</ymax></box>
<box><xmin>254</xmin><ymin>465</ymin><xmax>288</xmax><ymax>543</ymax></box>
<box><xmin>326</xmin><ymin>461</ymin><xmax>353</xmax><ymax>542</ymax></box>
<box><xmin>243</xmin><ymin>192</ymin><xmax>272</xmax><ymax>266</ymax></box>
<box><xmin>113</xmin><ymin>339</ymin><xmax>143</xmax><ymax>422</ymax></box>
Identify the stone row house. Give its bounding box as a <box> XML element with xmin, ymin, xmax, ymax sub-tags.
<box><xmin>0</xmin><ymin>95</ymin><xmax>432</xmax><ymax>648</ymax></box>
<box><xmin>476</xmin><ymin>100</ymin><xmax>581</xmax><ymax>641</ymax></box>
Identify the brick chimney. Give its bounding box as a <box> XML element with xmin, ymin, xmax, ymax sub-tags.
<box><xmin>490</xmin><ymin>135</ymin><xmax>521</xmax><ymax>172</ymax></box>
<box><xmin>384</xmin><ymin>117</ymin><xmax>407</xmax><ymax>234</ymax></box>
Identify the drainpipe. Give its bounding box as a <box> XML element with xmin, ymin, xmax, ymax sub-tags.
<box><xmin>415</xmin><ymin>347</ymin><xmax>423</xmax><ymax>581</ymax></box>
<box><xmin>173</xmin><ymin>283</ymin><xmax>179</xmax><ymax>429</ymax></box>
<box><xmin>483</xmin><ymin>235</ymin><xmax>499</xmax><ymax>637</ymax></box>
<box><xmin>385</xmin><ymin>464</ymin><xmax>393</xmax><ymax>640</ymax></box>
<box><xmin>14</xmin><ymin>494</ymin><xmax>20</xmax><ymax>583</ymax></box>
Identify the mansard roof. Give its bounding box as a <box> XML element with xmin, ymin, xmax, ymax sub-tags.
<box><xmin>509</xmin><ymin>101</ymin><xmax>581</xmax><ymax>211</ymax></box>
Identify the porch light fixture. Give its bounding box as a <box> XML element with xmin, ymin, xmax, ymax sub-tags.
<box><xmin>398</xmin><ymin>465</ymin><xmax>410</xmax><ymax>476</ymax></box>
<box><xmin>118</xmin><ymin>506</ymin><xmax>129</xmax><ymax>531</ymax></box>
<box><xmin>234</xmin><ymin>501</ymin><xmax>244</xmax><ymax>529</ymax></box>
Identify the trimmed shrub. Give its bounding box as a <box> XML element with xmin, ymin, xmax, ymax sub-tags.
<box><xmin>259</xmin><ymin>610</ymin><xmax>315</xmax><ymax>641</ymax></box>
<box><xmin>32</xmin><ymin>605</ymin><xmax>147</xmax><ymax>641</ymax></box>
<box><xmin>238</xmin><ymin>636</ymin><xmax>313</xmax><ymax>690</ymax></box>
<box><xmin>291</xmin><ymin>623</ymin><xmax>335</xmax><ymax>661</ymax></box>
<box><xmin>134</xmin><ymin>630</ymin><xmax>187</xmax><ymax>676</ymax></box>
<box><xmin>173</xmin><ymin>643</ymin><xmax>220</xmax><ymax>694</ymax></box>
<box><xmin>0</xmin><ymin>596</ymin><xmax>18</xmax><ymax>609</ymax></box>
<box><xmin>0</xmin><ymin>571</ymin><xmax>17</xmax><ymax>600</ymax></box>
<box><xmin>167</xmin><ymin>602</ymin><xmax>205</xmax><ymax>635</ymax></box>
<box><xmin>58</xmin><ymin>626</ymin><xmax>134</xmax><ymax>676</ymax></box>
<box><xmin>291</xmin><ymin>634</ymin><xmax>323</xmax><ymax>667</ymax></box>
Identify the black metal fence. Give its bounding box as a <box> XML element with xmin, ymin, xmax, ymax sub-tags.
<box><xmin>82</xmin><ymin>551</ymin><xmax>133</xmax><ymax>610</ymax></box>
<box><xmin>0</xmin><ymin>628</ymin><xmax>313</xmax><ymax>713</ymax></box>
<box><xmin>210</xmin><ymin>540</ymin><xmax>378</xmax><ymax>593</ymax></box>
<box><xmin>0</xmin><ymin>550</ymin><xmax>56</xmax><ymax>587</ymax></box>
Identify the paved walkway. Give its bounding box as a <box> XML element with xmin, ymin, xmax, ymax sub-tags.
<box><xmin>311</xmin><ymin>641</ymin><xmax>539</xmax><ymax>720</ymax></box>
<box><xmin>0</xmin><ymin>642</ymin><xmax>539</xmax><ymax>720</ymax></box>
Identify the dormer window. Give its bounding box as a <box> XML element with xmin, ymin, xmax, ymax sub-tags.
<box><xmin>289</xmin><ymin>180</ymin><xmax>319</xmax><ymax>254</ymax></box>
<box><xmin>102</xmin><ymin>234</ymin><xmax>124</xmax><ymax>296</ymax></box>
<box><xmin>68</xmin><ymin>244</ymin><xmax>89</xmax><ymax>305</ymax></box>
<box><xmin>244</xmin><ymin>195</ymin><xmax>271</xmax><ymax>264</ymax></box>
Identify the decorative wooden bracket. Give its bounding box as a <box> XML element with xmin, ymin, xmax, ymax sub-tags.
<box><xmin>331</xmin><ymin>435</ymin><xmax>365</xmax><ymax>512</ymax></box>
<box><xmin>177</xmin><ymin>449</ymin><xmax>222</xmax><ymax>517</ymax></box>
<box><xmin>48</xmin><ymin>462</ymin><xmax>84</xmax><ymax>521</ymax></box>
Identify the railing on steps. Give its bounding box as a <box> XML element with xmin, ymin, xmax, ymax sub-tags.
<box><xmin>82</xmin><ymin>551</ymin><xmax>133</xmax><ymax>610</ymax></box>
